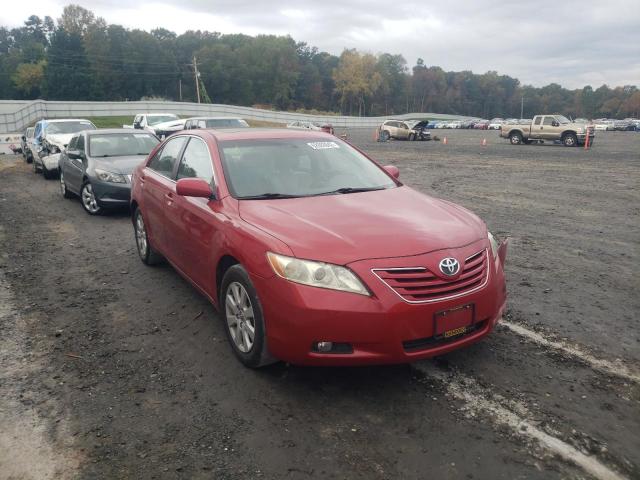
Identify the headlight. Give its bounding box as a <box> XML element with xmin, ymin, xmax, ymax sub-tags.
<box><xmin>95</xmin><ymin>168</ymin><xmax>127</xmax><ymax>184</ymax></box>
<box><xmin>576</xmin><ymin>127</ymin><xmax>584</xmax><ymax>133</ymax></box>
<box><xmin>488</xmin><ymin>232</ymin><xmax>499</xmax><ymax>258</ymax></box>
<box><xmin>267</xmin><ymin>252</ymin><xmax>369</xmax><ymax>296</ymax></box>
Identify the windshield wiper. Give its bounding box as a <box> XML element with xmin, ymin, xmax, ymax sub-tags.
<box><xmin>241</xmin><ymin>193</ymin><xmax>302</xmax><ymax>200</ymax></box>
<box><xmin>318</xmin><ymin>186</ymin><xmax>386</xmax><ymax>196</ymax></box>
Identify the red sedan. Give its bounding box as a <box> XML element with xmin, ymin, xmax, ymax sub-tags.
<box><xmin>130</xmin><ymin>129</ymin><xmax>508</xmax><ymax>367</ymax></box>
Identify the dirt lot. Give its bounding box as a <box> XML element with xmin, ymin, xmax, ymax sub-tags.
<box><xmin>0</xmin><ymin>129</ymin><xmax>638</xmax><ymax>480</ymax></box>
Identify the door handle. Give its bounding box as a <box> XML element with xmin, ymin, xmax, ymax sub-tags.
<box><xmin>164</xmin><ymin>192</ymin><xmax>174</xmax><ymax>205</ymax></box>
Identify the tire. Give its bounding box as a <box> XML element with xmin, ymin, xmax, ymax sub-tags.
<box><xmin>408</xmin><ymin>133</ymin><xmax>415</xmax><ymax>141</ymax></box>
<box><xmin>26</xmin><ymin>151</ymin><xmax>33</xmax><ymax>164</ymax></box>
<box><xmin>33</xmin><ymin>158</ymin><xmax>41</xmax><ymax>174</ymax></box>
<box><xmin>509</xmin><ymin>132</ymin><xmax>523</xmax><ymax>145</ymax></box>
<box><xmin>42</xmin><ymin>165</ymin><xmax>56</xmax><ymax>180</ymax></box>
<box><xmin>133</xmin><ymin>208</ymin><xmax>163</xmax><ymax>265</ymax></box>
<box><xmin>59</xmin><ymin>170</ymin><xmax>74</xmax><ymax>199</ymax></box>
<box><xmin>380</xmin><ymin>130</ymin><xmax>390</xmax><ymax>142</ymax></box>
<box><xmin>562</xmin><ymin>133</ymin><xmax>578</xmax><ymax>147</ymax></box>
<box><xmin>80</xmin><ymin>182</ymin><xmax>103</xmax><ymax>215</ymax></box>
<box><xmin>221</xmin><ymin>265</ymin><xmax>275</xmax><ymax>368</ymax></box>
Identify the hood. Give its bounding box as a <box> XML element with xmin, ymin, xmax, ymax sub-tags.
<box><xmin>153</xmin><ymin>119</ymin><xmax>186</xmax><ymax>131</ymax></box>
<box><xmin>46</xmin><ymin>133</ymin><xmax>74</xmax><ymax>147</ymax></box>
<box><xmin>92</xmin><ymin>155</ymin><xmax>148</xmax><ymax>175</ymax></box>
<box><xmin>239</xmin><ymin>186</ymin><xmax>486</xmax><ymax>265</ymax></box>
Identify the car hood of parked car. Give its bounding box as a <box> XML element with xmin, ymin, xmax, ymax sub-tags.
<box><xmin>92</xmin><ymin>155</ymin><xmax>147</xmax><ymax>175</ymax></box>
<box><xmin>152</xmin><ymin>119</ymin><xmax>186</xmax><ymax>132</ymax></box>
<box><xmin>238</xmin><ymin>186</ymin><xmax>486</xmax><ymax>265</ymax></box>
<box><xmin>46</xmin><ymin>133</ymin><xmax>74</xmax><ymax>148</ymax></box>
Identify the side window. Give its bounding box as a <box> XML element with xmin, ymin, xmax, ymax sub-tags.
<box><xmin>543</xmin><ymin>116</ymin><xmax>555</xmax><ymax>126</ymax></box>
<box><xmin>67</xmin><ymin>135</ymin><xmax>78</xmax><ymax>150</ymax></box>
<box><xmin>197</xmin><ymin>120</ymin><xmax>206</xmax><ymax>129</ymax></box>
<box><xmin>176</xmin><ymin>138</ymin><xmax>214</xmax><ymax>183</ymax></box>
<box><xmin>77</xmin><ymin>135</ymin><xmax>85</xmax><ymax>152</ymax></box>
<box><xmin>185</xmin><ymin>120</ymin><xmax>192</xmax><ymax>129</ymax></box>
<box><xmin>148</xmin><ymin>136</ymin><xmax>187</xmax><ymax>178</ymax></box>
<box><xmin>534</xmin><ymin>117</ymin><xmax>542</xmax><ymax>126</ymax></box>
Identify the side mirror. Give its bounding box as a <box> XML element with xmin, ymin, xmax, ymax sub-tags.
<box><xmin>552</xmin><ymin>121</ymin><xmax>559</xmax><ymax>127</ymax></box>
<box><xmin>133</xmin><ymin>122</ymin><xmax>142</xmax><ymax>129</ymax></box>
<box><xmin>67</xmin><ymin>150</ymin><xmax>80</xmax><ymax>160</ymax></box>
<box><xmin>383</xmin><ymin>165</ymin><xmax>400</xmax><ymax>179</ymax></box>
<box><xmin>21</xmin><ymin>135</ymin><xmax>26</xmax><ymax>141</ymax></box>
<box><xmin>176</xmin><ymin>178</ymin><xmax>214</xmax><ymax>199</ymax></box>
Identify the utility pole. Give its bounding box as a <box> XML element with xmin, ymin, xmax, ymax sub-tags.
<box><xmin>520</xmin><ymin>96</ymin><xmax>524</xmax><ymax>119</ymax></box>
<box><xmin>193</xmin><ymin>56</ymin><xmax>201</xmax><ymax>104</ymax></box>
<box><xmin>178</xmin><ymin>78</ymin><xmax>182</xmax><ymax>102</ymax></box>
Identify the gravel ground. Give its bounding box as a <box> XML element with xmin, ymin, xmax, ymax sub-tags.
<box><xmin>0</xmin><ymin>129</ymin><xmax>638</xmax><ymax>480</ymax></box>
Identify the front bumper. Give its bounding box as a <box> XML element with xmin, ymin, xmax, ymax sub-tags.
<box><xmin>253</xmin><ymin>239</ymin><xmax>508</xmax><ymax>366</ymax></box>
<box><xmin>42</xmin><ymin>153</ymin><xmax>62</xmax><ymax>171</ymax></box>
<box><xmin>91</xmin><ymin>178</ymin><xmax>132</xmax><ymax>208</ymax></box>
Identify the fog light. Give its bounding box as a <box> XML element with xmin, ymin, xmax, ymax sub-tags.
<box><xmin>316</xmin><ymin>341</ymin><xmax>333</xmax><ymax>352</ymax></box>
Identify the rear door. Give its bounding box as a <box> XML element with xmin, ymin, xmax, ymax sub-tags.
<box><xmin>141</xmin><ymin>136</ymin><xmax>188</xmax><ymax>256</ymax></box>
<box><xmin>163</xmin><ymin>136</ymin><xmax>218</xmax><ymax>287</ymax></box>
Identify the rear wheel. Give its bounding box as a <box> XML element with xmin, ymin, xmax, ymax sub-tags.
<box><xmin>509</xmin><ymin>132</ymin><xmax>523</xmax><ymax>145</ymax></box>
<box><xmin>562</xmin><ymin>133</ymin><xmax>578</xmax><ymax>147</ymax></box>
<box><xmin>133</xmin><ymin>208</ymin><xmax>163</xmax><ymax>265</ymax></box>
<box><xmin>221</xmin><ymin>265</ymin><xmax>275</xmax><ymax>368</ymax></box>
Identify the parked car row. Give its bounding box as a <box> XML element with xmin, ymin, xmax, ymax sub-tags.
<box><xmin>378</xmin><ymin>120</ymin><xmax>431</xmax><ymax>141</ymax></box>
<box><xmin>19</xmin><ymin>115</ymin><xmax>508</xmax><ymax>369</ymax></box>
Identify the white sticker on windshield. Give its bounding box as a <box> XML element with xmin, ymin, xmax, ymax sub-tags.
<box><xmin>307</xmin><ymin>141</ymin><xmax>340</xmax><ymax>150</ymax></box>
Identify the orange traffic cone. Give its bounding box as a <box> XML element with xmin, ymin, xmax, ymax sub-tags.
<box><xmin>481</xmin><ymin>138</ymin><xmax>487</xmax><ymax>146</ymax></box>
<box><xmin>443</xmin><ymin>136</ymin><xmax>448</xmax><ymax>145</ymax></box>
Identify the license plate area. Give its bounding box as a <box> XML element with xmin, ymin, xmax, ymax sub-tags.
<box><xmin>433</xmin><ymin>303</ymin><xmax>475</xmax><ymax>338</ymax></box>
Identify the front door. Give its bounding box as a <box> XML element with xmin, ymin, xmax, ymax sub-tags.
<box><xmin>163</xmin><ymin>137</ymin><xmax>219</xmax><ymax>290</ymax></box>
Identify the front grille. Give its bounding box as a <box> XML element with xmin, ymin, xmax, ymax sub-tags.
<box><xmin>372</xmin><ymin>249</ymin><xmax>489</xmax><ymax>303</ymax></box>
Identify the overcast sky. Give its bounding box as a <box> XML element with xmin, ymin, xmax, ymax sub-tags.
<box><xmin>2</xmin><ymin>0</ymin><xmax>639</xmax><ymax>89</ymax></box>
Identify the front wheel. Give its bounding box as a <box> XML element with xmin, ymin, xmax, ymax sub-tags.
<box><xmin>81</xmin><ymin>182</ymin><xmax>102</xmax><ymax>215</ymax></box>
<box><xmin>221</xmin><ymin>265</ymin><xmax>275</xmax><ymax>368</ymax></box>
<box><xmin>562</xmin><ymin>133</ymin><xmax>578</xmax><ymax>147</ymax></box>
<box><xmin>380</xmin><ymin>130</ymin><xmax>390</xmax><ymax>142</ymax></box>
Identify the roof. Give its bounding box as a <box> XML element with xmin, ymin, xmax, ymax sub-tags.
<box><xmin>201</xmin><ymin>128</ymin><xmax>335</xmax><ymax>142</ymax></box>
<box><xmin>185</xmin><ymin>116</ymin><xmax>245</xmax><ymax>120</ymax></box>
<box><xmin>86</xmin><ymin>128</ymin><xmax>156</xmax><ymax>135</ymax></box>
<box><xmin>41</xmin><ymin>118</ymin><xmax>94</xmax><ymax>123</ymax></box>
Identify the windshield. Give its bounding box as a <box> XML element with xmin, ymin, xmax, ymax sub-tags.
<box><xmin>147</xmin><ymin>115</ymin><xmax>178</xmax><ymax>126</ymax></box>
<box><xmin>219</xmin><ymin>138</ymin><xmax>397</xmax><ymax>199</ymax></box>
<box><xmin>205</xmin><ymin>118</ymin><xmax>249</xmax><ymax>128</ymax></box>
<box><xmin>556</xmin><ymin>115</ymin><xmax>571</xmax><ymax>124</ymax></box>
<box><xmin>89</xmin><ymin>133</ymin><xmax>160</xmax><ymax>157</ymax></box>
<box><xmin>46</xmin><ymin>121</ymin><xmax>96</xmax><ymax>135</ymax></box>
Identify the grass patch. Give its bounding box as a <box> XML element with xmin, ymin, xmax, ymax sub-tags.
<box><xmin>86</xmin><ymin>116</ymin><xmax>133</xmax><ymax>128</ymax></box>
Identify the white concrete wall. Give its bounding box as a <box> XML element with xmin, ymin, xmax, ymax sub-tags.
<box><xmin>0</xmin><ymin>100</ymin><xmax>468</xmax><ymax>133</ymax></box>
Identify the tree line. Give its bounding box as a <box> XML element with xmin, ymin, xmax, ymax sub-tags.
<box><xmin>1</xmin><ymin>5</ymin><xmax>639</xmax><ymax>119</ymax></box>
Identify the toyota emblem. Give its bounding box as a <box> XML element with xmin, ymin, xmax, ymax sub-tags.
<box><xmin>439</xmin><ymin>257</ymin><xmax>460</xmax><ymax>276</ymax></box>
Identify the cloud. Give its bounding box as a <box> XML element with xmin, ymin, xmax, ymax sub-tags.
<box><xmin>1</xmin><ymin>0</ymin><xmax>638</xmax><ymax>88</ymax></box>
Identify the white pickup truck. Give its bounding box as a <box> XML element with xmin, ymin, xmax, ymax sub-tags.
<box><xmin>125</xmin><ymin>113</ymin><xmax>186</xmax><ymax>139</ymax></box>
<box><xmin>499</xmin><ymin>114</ymin><xmax>594</xmax><ymax>147</ymax></box>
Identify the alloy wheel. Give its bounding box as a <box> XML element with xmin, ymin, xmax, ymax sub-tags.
<box><xmin>135</xmin><ymin>213</ymin><xmax>148</xmax><ymax>258</ymax></box>
<box><xmin>225</xmin><ymin>282</ymin><xmax>256</xmax><ymax>353</ymax></box>
<box><xmin>81</xmin><ymin>183</ymin><xmax>100</xmax><ymax>214</ymax></box>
